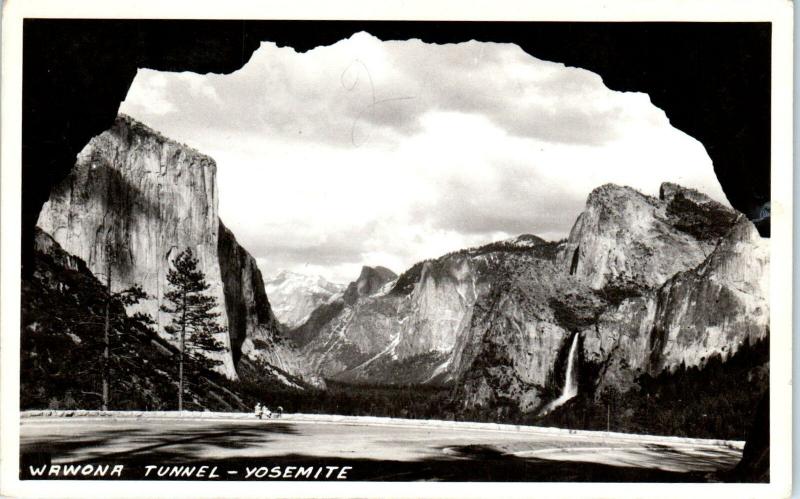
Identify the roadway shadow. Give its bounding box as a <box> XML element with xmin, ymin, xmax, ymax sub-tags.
<box><xmin>633</xmin><ymin>443</ymin><xmax>742</xmax><ymax>472</ymax></box>
<box><xmin>21</xmin><ymin>439</ymin><xmax>730</xmax><ymax>482</ymax></box>
<box><xmin>20</xmin><ymin>422</ymin><xmax>298</xmax><ymax>477</ymax></box>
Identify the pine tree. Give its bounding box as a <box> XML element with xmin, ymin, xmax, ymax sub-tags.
<box><xmin>160</xmin><ymin>247</ymin><xmax>227</xmax><ymax>411</ymax></box>
<box><xmin>101</xmin><ymin>282</ymin><xmax>149</xmax><ymax>410</ymax></box>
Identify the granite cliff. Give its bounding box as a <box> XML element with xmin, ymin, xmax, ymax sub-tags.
<box><xmin>37</xmin><ymin>115</ymin><xmax>319</xmax><ymax>387</ymax></box>
<box><xmin>294</xmin><ymin>236</ymin><xmax>573</xmax><ymax>402</ymax></box>
<box><xmin>295</xmin><ymin>183</ymin><xmax>768</xmax><ymax>416</ymax></box>
<box><xmin>555</xmin><ymin>183</ymin><xmax>735</xmax><ymax>289</ymax></box>
<box><xmin>583</xmin><ymin>214</ymin><xmax>769</xmax><ymax>395</ymax></box>
<box><xmin>35</xmin><ymin>113</ymin><xmax>767</xmax><ymax>417</ymax></box>
<box><xmin>21</xmin><ymin>228</ymin><xmax>258</xmax><ymax>411</ymax></box>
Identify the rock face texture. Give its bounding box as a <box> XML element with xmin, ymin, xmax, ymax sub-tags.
<box><xmin>297</xmin><ymin>265</ymin><xmax>399</xmax><ymax>379</ymax></box>
<box><xmin>295</xmin><ymin>237</ymin><xmax>579</xmax><ymax>410</ymax></box>
<box><xmin>648</xmin><ymin>216</ymin><xmax>769</xmax><ymax>369</ymax></box>
<box><xmin>579</xmin><ymin>195</ymin><xmax>769</xmax><ymax>396</ymax></box>
<box><xmin>37</xmin><ymin>115</ymin><xmax>318</xmax><ymax>386</ymax></box>
<box><xmin>217</xmin><ymin>221</ymin><xmax>284</xmax><ymax>368</ymax></box>
<box><xmin>556</xmin><ymin>183</ymin><xmax>733</xmax><ymax>290</ymax></box>
<box><xmin>21</xmin><ymin>228</ymin><xmax>257</xmax><ymax>411</ymax></box>
<box><xmin>39</xmin><ymin>116</ymin><xmax>223</xmax><ymax>341</ymax></box>
<box><xmin>576</xmin><ymin>188</ymin><xmax>769</xmax><ymax>398</ymax></box>
<box><xmin>265</xmin><ymin>271</ymin><xmax>344</xmax><ymax>329</ymax></box>
<box><xmin>343</xmin><ymin>266</ymin><xmax>397</xmax><ymax>305</ymax></box>
<box><xmin>296</xmin><ymin>184</ymin><xmax>767</xmax><ymax>415</ymax></box>
<box><xmin>450</xmin><ymin>252</ymin><xmax>589</xmax><ymax>412</ymax></box>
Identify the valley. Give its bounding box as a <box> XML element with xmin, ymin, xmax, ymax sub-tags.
<box><xmin>20</xmin><ymin>115</ymin><xmax>769</xmax><ymax>481</ymax></box>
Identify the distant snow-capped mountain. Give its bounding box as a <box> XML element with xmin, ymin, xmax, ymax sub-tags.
<box><xmin>290</xmin><ymin>183</ymin><xmax>768</xmax><ymax>416</ymax></box>
<box><xmin>265</xmin><ymin>271</ymin><xmax>345</xmax><ymax>328</ymax></box>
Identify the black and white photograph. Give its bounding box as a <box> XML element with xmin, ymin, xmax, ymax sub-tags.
<box><xmin>0</xmin><ymin>1</ymin><xmax>793</xmax><ymax>497</ymax></box>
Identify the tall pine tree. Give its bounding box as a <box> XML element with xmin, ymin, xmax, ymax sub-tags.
<box><xmin>160</xmin><ymin>247</ymin><xmax>227</xmax><ymax>411</ymax></box>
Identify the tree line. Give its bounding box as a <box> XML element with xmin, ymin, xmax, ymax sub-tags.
<box><xmin>53</xmin><ymin>246</ymin><xmax>228</xmax><ymax>411</ymax></box>
<box><xmin>26</xmin><ymin>239</ymin><xmax>766</xmax><ymax>440</ymax></box>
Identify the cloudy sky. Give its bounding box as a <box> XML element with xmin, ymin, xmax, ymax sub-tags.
<box><xmin>119</xmin><ymin>32</ymin><xmax>727</xmax><ymax>284</ymax></box>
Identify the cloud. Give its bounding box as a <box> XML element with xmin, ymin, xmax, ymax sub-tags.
<box><xmin>122</xmin><ymin>33</ymin><xmax>654</xmax><ymax>149</ymax></box>
<box><xmin>119</xmin><ymin>32</ymin><xmax>727</xmax><ymax>284</ymax></box>
<box><xmin>414</xmin><ymin>168</ymin><xmax>583</xmax><ymax>237</ymax></box>
<box><xmin>234</xmin><ymin>221</ymin><xmax>378</xmax><ymax>267</ymax></box>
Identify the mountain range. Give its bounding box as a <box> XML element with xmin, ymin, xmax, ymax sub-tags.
<box><xmin>289</xmin><ymin>181</ymin><xmax>768</xmax><ymax>416</ymax></box>
<box><xmin>26</xmin><ymin>114</ymin><xmax>769</xmax><ymax>428</ymax></box>
<box><xmin>264</xmin><ymin>271</ymin><xmax>344</xmax><ymax>329</ymax></box>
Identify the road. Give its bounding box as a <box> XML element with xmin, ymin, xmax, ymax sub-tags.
<box><xmin>19</xmin><ymin>416</ymin><xmax>743</xmax><ymax>481</ymax></box>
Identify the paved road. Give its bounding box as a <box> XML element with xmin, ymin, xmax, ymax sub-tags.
<box><xmin>19</xmin><ymin>417</ymin><xmax>742</xmax><ymax>481</ymax></box>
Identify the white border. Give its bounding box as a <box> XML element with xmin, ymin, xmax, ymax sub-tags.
<box><xmin>0</xmin><ymin>1</ymin><xmax>793</xmax><ymax>498</ymax></box>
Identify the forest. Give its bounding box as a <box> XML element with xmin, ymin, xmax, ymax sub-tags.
<box><xmin>240</xmin><ymin>336</ymin><xmax>768</xmax><ymax>441</ymax></box>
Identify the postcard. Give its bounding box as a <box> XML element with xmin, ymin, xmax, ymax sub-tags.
<box><xmin>0</xmin><ymin>1</ymin><xmax>793</xmax><ymax>497</ymax></box>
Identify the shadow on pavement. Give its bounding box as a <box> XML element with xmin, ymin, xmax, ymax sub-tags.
<box><xmin>21</xmin><ymin>437</ymin><xmax>725</xmax><ymax>482</ymax></box>
<box><xmin>21</xmin><ymin>422</ymin><xmax>298</xmax><ymax>473</ymax></box>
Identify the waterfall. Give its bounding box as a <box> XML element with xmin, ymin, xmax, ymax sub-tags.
<box><xmin>539</xmin><ymin>333</ymin><xmax>580</xmax><ymax>416</ymax></box>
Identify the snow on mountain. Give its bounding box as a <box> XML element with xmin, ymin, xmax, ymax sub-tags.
<box><xmin>292</xmin><ymin>183</ymin><xmax>767</xmax><ymax>415</ymax></box>
<box><xmin>501</xmin><ymin>234</ymin><xmax>547</xmax><ymax>248</ymax></box>
<box><xmin>265</xmin><ymin>271</ymin><xmax>345</xmax><ymax>328</ymax></box>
